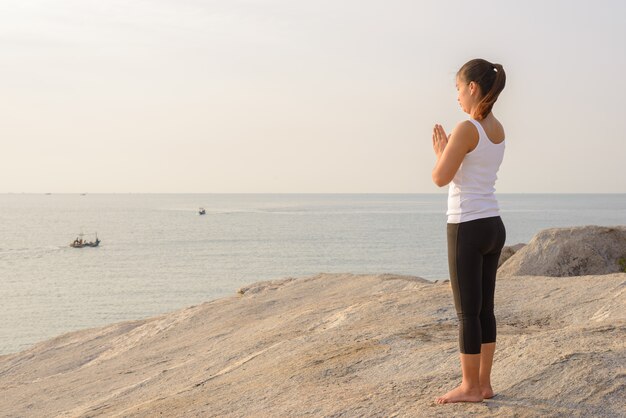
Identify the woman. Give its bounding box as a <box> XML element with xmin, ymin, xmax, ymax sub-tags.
<box><xmin>431</xmin><ymin>58</ymin><xmax>507</xmax><ymax>404</ymax></box>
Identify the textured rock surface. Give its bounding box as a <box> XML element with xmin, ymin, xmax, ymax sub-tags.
<box><xmin>1</xmin><ymin>272</ymin><xmax>625</xmax><ymax>417</ymax></box>
<box><xmin>498</xmin><ymin>225</ymin><xmax>626</xmax><ymax>277</ymax></box>
<box><xmin>498</xmin><ymin>243</ymin><xmax>526</xmax><ymax>268</ymax></box>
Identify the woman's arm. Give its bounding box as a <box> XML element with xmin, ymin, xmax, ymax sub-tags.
<box><xmin>431</xmin><ymin>121</ymin><xmax>478</xmax><ymax>187</ymax></box>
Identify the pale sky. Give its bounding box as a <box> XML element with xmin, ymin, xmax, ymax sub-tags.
<box><xmin>1</xmin><ymin>0</ymin><xmax>625</xmax><ymax>193</ymax></box>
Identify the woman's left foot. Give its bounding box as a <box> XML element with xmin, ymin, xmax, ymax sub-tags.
<box><xmin>435</xmin><ymin>385</ymin><xmax>483</xmax><ymax>404</ymax></box>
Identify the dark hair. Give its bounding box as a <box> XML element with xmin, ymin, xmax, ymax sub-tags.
<box><xmin>457</xmin><ymin>59</ymin><xmax>506</xmax><ymax>120</ymax></box>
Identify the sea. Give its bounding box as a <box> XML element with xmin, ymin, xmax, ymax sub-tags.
<box><xmin>1</xmin><ymin>193</ymin><xmax>625</xmax><ymax>355</ymax></box>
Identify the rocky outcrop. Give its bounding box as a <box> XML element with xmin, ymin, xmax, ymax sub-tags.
<box><xmin>497</xmin><ymin>243</ymin><xmax>526</xmax><ymax>268</ymax></box>
<box><xmin>498</xmin><ymin>225</ymin><xmax>626</xmax><ymax>277</ymax></box>
<box><xmin>1</xmin><ymin>272</ymin><xmax>625</xmax><ymax>417</ymax></box>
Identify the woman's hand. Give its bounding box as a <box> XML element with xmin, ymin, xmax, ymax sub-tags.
<box><xmin>431</xmin><ymin>120</ymin><xmax>477</xmax><ymax>187</ymax></box>
<box><xmin>432</xmin><ymin>124</ymin><xmax>450</xmax><ymax>159</ymax></box>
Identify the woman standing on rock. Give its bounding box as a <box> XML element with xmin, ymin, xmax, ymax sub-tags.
<box><xmin>431</xmin><ymin>58</ymin><xmax>507</xmax><ymax>404</ymax></box>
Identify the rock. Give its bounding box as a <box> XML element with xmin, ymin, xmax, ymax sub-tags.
<box><xmin>1</xmin><ymin>272</ymin><xmax>625</xmax><ymax>417</ymax></box>
<box><xmin>237</xmin><ymin>277</ymin><xmax>297</xmax><ymax>295</ymax></box>
<box><xmin>498</xmin><ymin>243</ymin><xmax>526</xmax><ymax>268</ymax></box>
<box><xmin>498</xmin><ymin>225</ymin><xmax>626</xmax><ymax>277</ymax></box>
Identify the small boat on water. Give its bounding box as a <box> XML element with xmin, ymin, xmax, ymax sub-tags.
<box><xmin>70</xmin><ymin>233</ymin><xmax>100</xmax><ymax>248</ymax></box>
<box><xmin>199</xmin><ymin>207</ymin><xmax>206</xmax><ymax>215</ymax></box>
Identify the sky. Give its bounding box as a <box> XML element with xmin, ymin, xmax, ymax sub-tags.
<box><xmin>1</xmin><ymin>0</ymin><xmax>625</xmax><ymax>193</ymax></box>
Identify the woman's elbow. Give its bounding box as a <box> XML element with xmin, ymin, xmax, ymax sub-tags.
<box><xmin>431</xmin><ymin>171</ymin><xmax>450</xmax><ymax>187</ymax></box>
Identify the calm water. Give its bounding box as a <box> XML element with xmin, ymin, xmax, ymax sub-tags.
<box><xmin>1</xmin><ymin>193</ymin><xmax>625</xmax><ymax>354</ymax></box>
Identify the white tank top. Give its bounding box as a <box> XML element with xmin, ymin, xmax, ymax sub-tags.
<box><xmin>447</xmin><ymin>118</ymin><xmax>505</xmax><ymax>223</ymax></box>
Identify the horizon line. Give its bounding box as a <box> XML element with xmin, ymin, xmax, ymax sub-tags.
<box><xmin>2</xmin><ymin>192</ymin><xmax>625</xmax><ymax>195</ymax></box>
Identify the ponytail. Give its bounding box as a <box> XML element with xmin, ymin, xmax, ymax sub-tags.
<box><xmin>457</xmin><ymin>59</ymin><xmax>506</xmax><ymax>120</ymax></box>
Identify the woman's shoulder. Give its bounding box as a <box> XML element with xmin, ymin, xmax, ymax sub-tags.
<box><xmin>483</xmin><ymin>114</ymin><xmax>506</xmax><ymax>140</ymax></box>
<box><xmin>450</xmin><ymin>120</ymin><xmax>480</xmax><ymax>153</ymax></box>
<box><xmin>452</xmin><ymin>120</ymin><xmax>480</xmax><ymax>136</ymax></box>
<box><xmin>485</xmin><ymin>118</ymin><xmax>505</xmax><ymax>142</ymax></box>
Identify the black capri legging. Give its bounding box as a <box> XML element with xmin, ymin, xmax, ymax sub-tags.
<box><xmin>447</xmin><ymin>216</ymin><xmax>506</xmax><ymax>354</ymax></box>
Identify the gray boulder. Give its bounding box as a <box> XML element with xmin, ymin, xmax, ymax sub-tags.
<box><xmin>498</xmin><ymin>243</ymin><xmax>526</xmax><ymax>268</ymax></box>
<box><xmin>498</xmin><ymin>225</ymin><xmax>626</xmax><ymax>277</ymax></box>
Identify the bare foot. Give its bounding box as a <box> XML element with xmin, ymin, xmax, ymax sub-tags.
<box><xmin>435</xmin><ymin>384</ymin><xmax>483</xmax><ymax>404</ymax></box>
<box><xmin>481</xmin><ymin>385</ymin><xmax>495</xmax><ymax>399</ymax></box>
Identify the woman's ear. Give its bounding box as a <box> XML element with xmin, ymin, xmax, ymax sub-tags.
<box><xmin>469</xmin><ymin>81</ymin><xmax>476</xmax><ymax>95</ymax></box>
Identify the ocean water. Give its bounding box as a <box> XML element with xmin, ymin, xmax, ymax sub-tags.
<box><xmin>1</xmin><ymin>193</ymin><xmax>625</xmax><ymax>355</ymax></box>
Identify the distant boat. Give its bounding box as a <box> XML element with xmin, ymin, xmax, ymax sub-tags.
<box><xmin>199</xmin><ymin>207</ymin><xmax>206</xmax><ymax>215</ymax></box>
<box><xmin>70</xmin><ymin>232</ymin><xmax>100</xmax><ymax>248</ymax></box>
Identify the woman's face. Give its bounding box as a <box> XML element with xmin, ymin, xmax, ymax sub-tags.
<box><xmin>456</xmin><ymin>75</ymin><xmax>475</xmax><ymax>115</ymax></box>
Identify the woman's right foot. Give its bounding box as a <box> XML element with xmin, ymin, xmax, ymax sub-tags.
<box><xmin>481</xmin><ymin>385</ymin><xmax>494</xmax><ymax>399</ymax></box>
<box><xmin>435</xmin><ymin>384</ymin><xmax>483</xmax><ymax>404</ymax></box>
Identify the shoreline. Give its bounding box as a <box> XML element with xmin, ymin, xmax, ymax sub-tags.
<box><xmin>0</xmin><ymin>273</ymin><xmax>446</xmax><ymax>358</ymax></box>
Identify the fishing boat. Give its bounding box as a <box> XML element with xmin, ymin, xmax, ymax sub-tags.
<box><xmin>70</xmin><ymin>232</ymin><xmax>100</xmax><ymax>248</ymax></box>
<box><xmin>199</xmin><ymin>207</ymin><xmax>206</xmax><ymax>215</ymax></box>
